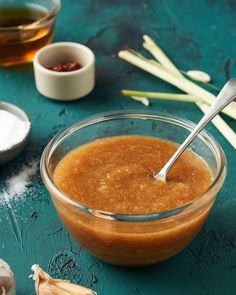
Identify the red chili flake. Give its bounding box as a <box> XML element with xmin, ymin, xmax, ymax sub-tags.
<box><xmin>48</xmin><ymin>61</ymin><xmax>82</xmax><ymax>72</ymax></box>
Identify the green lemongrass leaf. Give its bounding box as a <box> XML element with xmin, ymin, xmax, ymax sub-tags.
<box><xmin>148</xmin><ymin>59</ymin><xmax>171</xmax><ymax>71</ymax></box>
<box><xmin>143</xmin><ymin>38</ymin><xmax>219</xmax><ymax>92</ymax></box>
<box><xmin>118</xmin><ymin>50</ymin><xmax>236</xmax><ymax>119</ymax></box>
<box><xmin>143</xmin><ymin>38</ymin><xmax>236</xmax><ymax>115</ymax></box>
<box><xmin>120</xmin><ymin>37</ymin><xmax>236</xmax><ymax>148</ymax></box>
<box><xmin>142</xmin><ymin>35</ymin><xmax>223</xmax><ymax>96</ymax></box>
<box><xmin>127</xmin><ymin>50</ymin><xmax>164</xmax><ymax>70</ymax></box>
<box><xmin>143</xmin><ymin>35</ymin><xmax>225</xmax><ymax>98</ymax></box>
<box><xmin>122</xmin><ymin>90</ymin><xmax>197</xmax><ymax>102</ymax></box>
<box><xmin>143</xmin><ymin>35</ymin><xmax>221</xmax><ymax>94</ymax></box>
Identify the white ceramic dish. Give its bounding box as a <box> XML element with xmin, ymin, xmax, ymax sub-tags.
<box><xmin>33</xmin><ymin>42</ymin><xmax>95</xmax><ymax>101</ymax></box>
<box><xmin>0</xmin><ymin>101</ymin><xmax>31</xmax><ymax>165</ymax></box>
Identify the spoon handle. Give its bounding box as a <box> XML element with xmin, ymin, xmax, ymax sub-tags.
<box><xmin>155</xmin><ymin>78</ymin><xmax>236</xmax><ymax>181</ymax></box>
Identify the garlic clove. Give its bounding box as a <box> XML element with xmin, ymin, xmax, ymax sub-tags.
<box><xmin>31</xmin><ymin>264</ymin><xmax>97</xmax><ymax>295</ymax></box>
<box><xmin>0</xmin><ymin>259</ymin><xmax>15</xmax><ymax>295</ymax></box>
<box><xmin>131</xmin><ymin>96</ymin><xmax>150</xmax><ymax>106</ymax></box>
<box><xmin>186</xmin><ymin>70</ymin><xmax>211</xmax><ymax>83</ymax></box>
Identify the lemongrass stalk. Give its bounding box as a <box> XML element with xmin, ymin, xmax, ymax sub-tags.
<box><xmin>143</xmin><ymin>35</ymin><xmax>184</xmax><ymax>79</ymax></box>
<box><xmin>118</xmin><ymin>50</ymin><xmax>236</xmax><ymax>120</ymax></box>
<box><xmin>119</xmin><ymin>50</ymin><xmax>212</xmax><ymax>98</ymax></box>
<box><xmin>128</xmin><ymin>49</ymin><xmax>153</xmax><ymax>62</ymax></box>
<box><xmin>124</xmin><ymin>37</ymin><xmax>236</xmax><ymax>149</ymax></box>
<box><xmin>129</xmin><ymin>52</ymin><xmax>219</xmax><ymax>94</ymax></box>
<box><xmin>128</xmin><ymin>50</ymin><xmax>167</xmax><ymax>72</ymax></box>
<box><xmin>143</xmin><ymin>39</ymin><xmax>236</xmax><ymax>144</ymax></box>
<box><xmin>127</xmin><ymin>51</ymin><xmax>221</xmax><ymax>96</ymax></box>
<box><xmin>142</xmin><ymin>35</ymin><xmax>236</xmax><ymax>118</ymax></box>
<box><xmin>128</xmin><ymin>50</ymin><xmax>174</xmax><ymax>77</ymax></box>
<box><xmin>197</xmin><ymin>102</ymin><xmax>236</xmax><ymax>149</ymax></box>
<box><xmin>122</xmin><ymin>90</ymin><xmax>197</xmax><ymax>102</ymax></box>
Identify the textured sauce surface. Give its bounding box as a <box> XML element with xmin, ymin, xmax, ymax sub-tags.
<box><xmin>53</xmin><ymin>136</ymin><xmax>212</xmax><ymax>214</ymax></box>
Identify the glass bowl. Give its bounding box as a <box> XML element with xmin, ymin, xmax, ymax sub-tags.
<box><xmin>41</xmin><ymin>111</ymin><xmax>227</xmax><ymax>266</ymax></box>
<box><xmin>0</xmin><ymin>0</ymin><xmax>61</xmax><ymax>66</ymax></box>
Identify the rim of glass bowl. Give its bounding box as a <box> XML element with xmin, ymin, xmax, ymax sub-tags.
<box><xmin>0</xmin><ymin>0</ymin><xmax>61</xmax><ymax>31</ymax></box>
<box><xmin>40</xmin><ymin>110</ymin><xmax>227</xmax><ymax>222</ymax></box>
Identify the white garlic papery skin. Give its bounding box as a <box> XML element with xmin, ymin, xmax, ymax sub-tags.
<box><xmin>131</xmin><ymin>96</ymin><xmax>150</xmax><ymax>106</ymax></box>
<box><xmin>31</xmin><ymin>264</ymin><xmax>97</xmax><ymax>295</ymax></box>
<box><xmin>186</xmin><ymin>70</ymin><xmax>211</xmax><ymax>83</ymax></box>
<box><xmin>0</xmin><ymin>259</ymin><xmax>15</xmax><ymax>295</ymax></box>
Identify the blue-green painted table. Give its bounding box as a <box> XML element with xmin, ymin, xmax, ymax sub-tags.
<box><xmin>0</xmin><ymin>0</ymin><xmax>236</xmax><ymax>294</ymax></box>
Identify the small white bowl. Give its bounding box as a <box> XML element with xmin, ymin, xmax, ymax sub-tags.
<box><xmin>33</xmin><ymin>42</ymin><xmax>95</xmax><ymax>101</ymax></box>
<box><xmin>0</xmin><ymin>101</ymin><xmax>31</xmax><ymax>165</ymax></box>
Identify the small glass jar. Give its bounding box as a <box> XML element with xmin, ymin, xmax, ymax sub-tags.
<box><xmin>0</xmin><ymin>0</ymin><xmax>61</xmax><ymax>66</ymax></box>
<box><xmin>41</xmin><ymin>111</ymin><xmax>227</xmax><ymax>266</ymax></box>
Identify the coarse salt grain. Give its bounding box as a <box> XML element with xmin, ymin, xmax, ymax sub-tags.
<box><xmin>0</xmin><ymin>110</ymin><xmax>30</xmax><ymax>151</ymax></box>
<box><xmin>0</xmin><ymin>160</ymin><xmax>38</xmax><ymax>205</ymax></box>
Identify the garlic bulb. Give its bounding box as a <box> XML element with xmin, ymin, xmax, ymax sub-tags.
<box><xmin>31</xmin><ymin>265</ymin><xmax>97</xmax><ymax>295</ymax></box>
<box><xmin>186</xmin><ymin>70</ymin><xmax>211</xmax><ymax>83</ymax></box>
<box><xmin>0</xmin><ymin>259</ymin><xmax>15</xmax><ymax>295</ymax></box>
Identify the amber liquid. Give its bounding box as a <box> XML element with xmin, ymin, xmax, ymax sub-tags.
<box><xmin>52</xmin><ymin>136</ymin><xmax>213</xmax><ymax>266</ymax></box>
<box><xmin>0</xmin><ymin>4</ymin><xmax>54</xmax><ymax>66</ymax></box>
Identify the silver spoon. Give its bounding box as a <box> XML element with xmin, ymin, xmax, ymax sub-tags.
<box><xmin>155</xmin><ymin>78</ymin><xmax>236</xmax><ymax>182</ymax></box>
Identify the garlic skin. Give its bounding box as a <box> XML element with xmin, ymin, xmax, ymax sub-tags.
<box><xmin>0</xmin><ymin>259</ymin><xmax>15</xmax><ymax>295</ymax></box>
<box><xmin>31</xmin><ymin>265</ymin><xmax>97</xmax><ymax>295</ymax></box>
<box><xmin>131</xmin><ymin>96</ymin><xmax>150</xmax><ymax>106</ymax></box>
<box><xmin>186</xmin><ymin>70</ymin><xmax>211</xmax><ymax>83</ymax></box>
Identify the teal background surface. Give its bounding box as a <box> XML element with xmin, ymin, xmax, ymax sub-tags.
<box><xmin>0</xmin><ymin>0</ymin><xmax>236</xmax><ymax>294</ymax></box>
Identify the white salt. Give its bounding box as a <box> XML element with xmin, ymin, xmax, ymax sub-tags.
<box><xmin>0</xmin><ymin>110</ymin><xmax>30</xmax><ymax>151</ymax></box>
<box><xmin>1</xmin><ymin>160</ymin><xmax>38</xmax><ymax>205</ymax></box>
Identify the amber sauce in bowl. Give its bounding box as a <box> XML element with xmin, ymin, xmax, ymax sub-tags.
<box><xmin>41</xmin><ymin>112</ymin><xmax>227</xmax><ymax>266</ymax></box>
<box><xmin>53</xmin><ymin>136</ymin><xmax>212</xmax><ymax>214</ymax></box>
